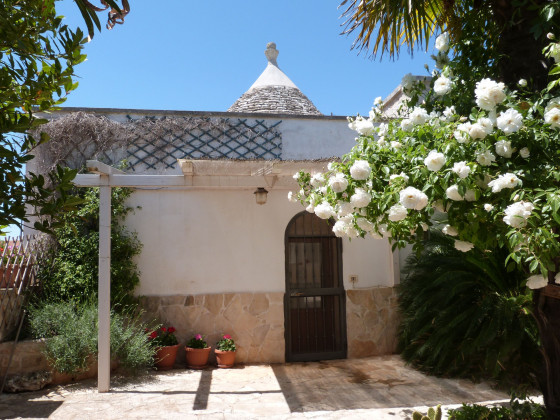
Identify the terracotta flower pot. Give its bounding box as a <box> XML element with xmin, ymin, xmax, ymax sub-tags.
<box><xmin>215</xmin><ymin>349</ymin><xmax>236</xmax><ymax>368</ymax></box>
<box><xmin>155</xmin><ymin>344</ymin><xmax>180</xmax><ymax>370</ymax></box>
<box><xmin>185</xmin><ymin>346</ymin><xmax>211</xmax><ymax>369</ymax></box>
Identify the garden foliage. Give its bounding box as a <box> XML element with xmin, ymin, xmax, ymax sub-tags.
<box><xmin>448</xmin><ymin>396</ymin><xmax>547</xmax><ymax>419</ymax></box>
<box><xmin>37</xmin><ymin>187</ymin><xmax>141</xmax><ymax>306</ymax></box>
<box><xmin>29</xmin><ymin>301</ymin><xmax>155</xmax><ymax>374</ymax></box>
<box><xmin>399</xmin><ymin>231</ymin><xmax>540</xmax><ymax>388</ymax></box>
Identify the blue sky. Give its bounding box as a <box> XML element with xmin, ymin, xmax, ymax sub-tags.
<box><xmin>7</xmin><ymin>1</ymin><xmax>436</xmax><ymax>238</ymax></box>
<box><xmin>55</xmin><ymin>0</ymin><xmax>434</xmax><ymax>116</ymax></box>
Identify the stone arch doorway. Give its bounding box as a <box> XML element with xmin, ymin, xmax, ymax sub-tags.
<box><xmin>284</xmin><ymin>211</ymin><xmax>347</xmax><ymax>362</ymax></box>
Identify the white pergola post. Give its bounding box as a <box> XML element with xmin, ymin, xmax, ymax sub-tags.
<box><xmin>98</xmin><ymin>181</ymin><xmax>111</xmax><ymax>393</ymax></box>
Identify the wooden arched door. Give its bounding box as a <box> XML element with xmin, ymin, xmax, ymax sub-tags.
<box><xmin>284</xmin><ymin>212</ymin><xmax>347</xmax><ymax>362</ymax></box>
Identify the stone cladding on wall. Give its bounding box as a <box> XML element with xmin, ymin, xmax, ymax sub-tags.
<box><xmin>345</xmin><ymin>287</ymin><xmax>400</xmax><ymax>358</ymax></box>
<box><xmin>0</xmin><ymin>339</ymin><xmax>48</xmax><ymax>375</ymax></box>
<box><xmin>140</xmin><ymin>292</ymin><xmax>285</xmax><ymax>364</ymax></box>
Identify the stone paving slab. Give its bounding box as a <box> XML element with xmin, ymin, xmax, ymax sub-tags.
<box><xmin>0</xmin><ymin>355</ymin><xmax>529</xmax><ymax>419</ymax></box>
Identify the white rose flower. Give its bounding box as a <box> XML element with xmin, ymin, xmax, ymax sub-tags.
<box><xmin>503</xmin><ymin>201</ymin><xmax>533</xmax><ymax>228</ymax></box>
<box><xmin>400</xmin><ymin>118</ymin><xmax>414</xmax><ymax>131</ymax></box>
<box><xmin>488</xmin><ymin>173</ymin><xmax>521</xmax><ymax>193</ymax></box>
<box><xmin>376</xmin><ymin>223</ymin><xmax>391</xmax><ymax>238</ymax></box>
<box><xmin>476</xmin><ymin>150</ymin><xmax>496</xmax><ymax>166</ymax></box>
<box><xmin>497</xmin><ymin>109</ymin><xmax>523</xmax><ymax>135</ymax></box>
<box><xmin>327</xmin><ymin>162</ymin><xmax>335</xmax><ymax>171</ymax></box>
<box><xmin>293</xmin><ymin>172</ymin><xmax>300</xmax><ymax>180</ymax></box>
<box><xmin>369</xmin><ymin>107</ymin><xmax>382</xmax><ymax>121</ymax></box>
<box><xmin>442</xmin><ymin>106</ymin><xmax>456</xmax><ymax>120</ymax></box>
<box><xmin>314</xmin><ymin>202</ymin><xmax>335</xmax><ymax>219</ymax></box>
<box><xmin>306</xmin><ymin>204</ymin><xmax>315</xmax><ymax>213</ymax></box>
<box><xmin>452</xmin><ymin>161</ymin><xmax>471</xmax><ymax>179</ymax></box>
<box><xmin>527</xmin><ymin>275</ymin><xmax>548</xmax><ymax>289</ymax></box>
<box><xmin>354</xmin><ymin>117</ymin><xmax>375</xmax><ymax>136</ymax></box>
<box><xmin>518</xmin><ymin>79</ymin><xmax>527</xmax><ymax>87</ymax></box>
<box><xmin>377</xmin><ymin>136</ymin><xmax>387</xmax><ymax>147</ymax></box>
<box><xmin>391</xmin><ymin>141</ymin><xmax>403</xmax><ymax>149</ymax></box>
<box><xmin>388</xmin><ymin>204</ymin><xmax>408</xmax><ymax>221</ymax></box>
<box><xmin>374</xmin><ymin>96</ymin><xmax>383</xmax><ymax>106</ymax></box>
<box><xmin>389</xmin><ymin>172</ymin><xmax>409</xmax><ymax>184</ymax></box>
<box><xmin>287</xmin><ymin>191</ymin><xmax>297</xmax><ymax>203</ymax></box>
<box><xmin>548</xmin><ymin>32</ymin><xmax>556</xmax><ymax>40</ymax></box>
<box><xmin>464</xmin><ymin>189</ymin><xmax>476</xmax><ymax>202</ymax></box>
<box><xmin>435</xmin><ymin>32</ymin><xmax>450</xmax><ymax>52</ymax></box>
<box><xmin>475</xmin><ymin>78</ymin><xmax>506</xmax><ymax>110</ymax></box>
<box><xmin>378</xmin><ymin>123</ymin><xmax>389</xmax><ymax>136</ymax></box>
<box><xmin>357</xmin><ymin>217</ymin><xmax>375</xmax><ymax>232</ymax></box>
<box><xmin>455</xmin><ymin>240</ymin><xmax>474</xmax><ymax>252</ymax></box>
<box><xmin>495</xmin><ymin>140</ymin><xmax>515</xmax><ymax>158</ymax></box>
<box><xmin>454</xmin><ymin>129</ymin><xmax>469</xmax><ymax>143</ymax></box>
<box><xmin>484</xmin><ymin>203</ymin><xmax>494</xmax><ymax>212</ymax></box>
<box><xmin>446</xmin><ymin>185</ymin><xmax>464</xmax><ymax>201</ymax></box>
<box><xmin>350</xmin><ymin>188</ymin><xmax>372</xmax><ymax>208</ymax></box>
<box><xmin>336</xmin><ymin>201</ymin><xmax>354</xmax><ymax>218</ymax></box>
<box><xmin>442</xmin><ymin>224</ymin><xmax>458</xmax><ymax>236</ymax></box>
<box><xmin>478</xmin><ymin>117</ymin><xmax>494</xmax><ymax>133</ymax></box>
<box><xmin>349</xmin><ymin>160</ymin><xmax>371</xmax><ymax>180</ymax></box>
<box><xmin>399</xmin><ymin>187</ymin><xmax>429</xmax><ymax>210</ymax></box>
<box><xmin>310</xmin><ymin>173</ymin><xmax>325</xmax><ymax>188</ymax></box>
<box><xmin>332</xmin><ymin>219</ymin><xmax>350</xmax><ymax>237</ymax></box>
<box><xmin>328</xmin><ymin>173</ymin><xmax>349</xmax><ymax>193</ymax></box>
<box><xmin>519</xmin><ymin>147</ymin><xmax>530</xmax><ymax>159</ymax></box>
<box><xmin>468</xmin><ymin>123</ymin><xmax>489</xmax><ymax>140</ymax></box>
<box><xmin>545</xmin><ymin>107</ymin><xmax>560</xmax><ymax>129</ymax></box>
<box><xmin>424</xmin><ymin>150</ymin><xmax>446</xmax><ymax>171</ymax></box>
<box><xmin>545</xmin><ymin>97</ymin><xmax>560</xmax><ymax>114</ymax></box>
<box><xmin>410</xmin><ymin>107</ymin><xmax>430</xmax><ymax>125</ymax></box>
<box><xmin>434</xmin><ymin>75</ymin><xmax>452</xmax><ymax>95</ymax></box>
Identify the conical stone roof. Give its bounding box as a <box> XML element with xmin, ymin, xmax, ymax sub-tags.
<box><xmin>228</xmin><ymin>43</ymin><xmax>322</xmax><ymax>115</ymax></box>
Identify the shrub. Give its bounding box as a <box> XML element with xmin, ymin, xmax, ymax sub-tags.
<box><xmin>37</xmin><ymin>187</ymin><xmax>141</xmax><ymax>306</ymax></box>
<box><xmin>449</xmin><ymin>396</ymin><xmax>547</xmax><ymax>419</ymax></box>
<box><xmin>398</xmin><ymin>231</ymin><xmax>540</xmax><ymax>389</ymax></box>
<box><xmin>29</xmin><ymin>301</ymin><xmax>155</xmax><ymax>374</ymax></box>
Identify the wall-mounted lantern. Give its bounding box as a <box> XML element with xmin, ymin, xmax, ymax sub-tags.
<box><xmin>254</xmin><ymin>187</ymin><xmax>268</xmax><ymax>205</ymax></box>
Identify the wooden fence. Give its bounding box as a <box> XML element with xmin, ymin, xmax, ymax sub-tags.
<box><xmin>0</xmin><ymin>235</ymin><xmax>47</xmax><ymax>342</ymax></box>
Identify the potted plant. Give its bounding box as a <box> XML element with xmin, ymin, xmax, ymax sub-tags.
<box><xmin>185</xmin><ymin>334</ymin><xmax>211</xmax><ymax>369</ymax></box>
<box><xmin>215</xmin><ymin>334</ymin><xmax>236</xmax><ymax>368</ymax></box>
<box><xmin>148</xmin><ymin>326</ymin><xmax>179</xmax><ymax>370</ymax></box>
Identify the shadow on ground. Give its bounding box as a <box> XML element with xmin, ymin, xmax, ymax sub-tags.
<box><xmin>271</xmin><ymin>356</ymin><xmax>505</xmax><ymax>413</ymax></box>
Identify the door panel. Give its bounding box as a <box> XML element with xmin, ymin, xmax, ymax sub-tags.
<box><xmin>284</xmin><ymin>212</ymin><xmax>347</xmax><ymax>362</ymax></box>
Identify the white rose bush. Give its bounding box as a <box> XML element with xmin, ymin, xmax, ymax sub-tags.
<box><xmin>290</xmin><ymin>34</ymin><xmax>560</xmax><ymax>293</ymax></box>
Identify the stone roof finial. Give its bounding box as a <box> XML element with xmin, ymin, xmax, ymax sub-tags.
<box><xmin>265</xmin><ymin>42</ymin><xmax>279</xmax><ymax>66</ymax></box>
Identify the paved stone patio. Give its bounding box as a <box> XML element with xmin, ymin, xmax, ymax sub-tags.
<box><xmin>0</xmin><ymin>355</ymin><xmax>524</xmax><ymax>419</ymax></box>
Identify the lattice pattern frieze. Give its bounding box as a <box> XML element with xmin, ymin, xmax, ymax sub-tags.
<box><xmin>125</xmin><ymin>117</ymin><xmax>282</xmax><ymax>171</ymax></box>
<box><xmin>35</xmin><ymin>113</ymin><xmax>283</xmax><ymax>174</ymax></box>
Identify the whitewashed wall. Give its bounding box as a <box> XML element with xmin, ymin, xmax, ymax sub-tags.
<box><xmin>125</xmin><ymin>188</ymin><xmax>395</xmax><ymax>296</ymax></box>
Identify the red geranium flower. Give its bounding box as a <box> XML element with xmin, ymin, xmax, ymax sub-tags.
<box><xmin>223</xmin><ymin>334</ymin><xmax>231</xmax><ymax>339</ymax></box>
<box><xmin>150</xmin><ymin>331</ymin><xmax>158</xmax><ymax>339</ymax></box>
<box><xmin>168</xmin><ymin>327</ymin><xmax>176</xmax><ymax>333</ymax></box>
<box><xmin>161</xmin><ymin>327</ymin><xmax>167</xmax><ymax>332</ymax></box>
<box><xmin>195</xmin><ymin>334</ymin><xmax>202</xmax><ymax>340</ymax></box>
